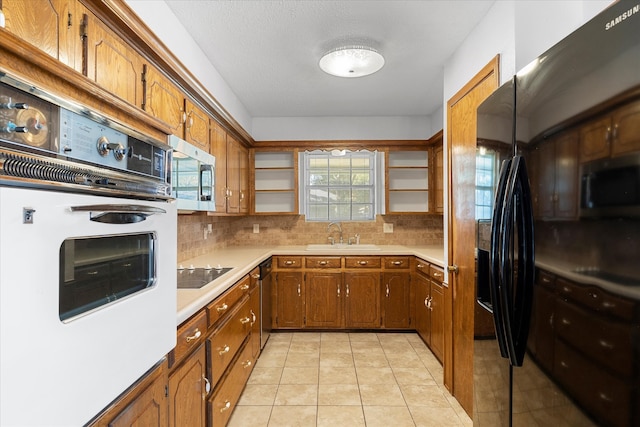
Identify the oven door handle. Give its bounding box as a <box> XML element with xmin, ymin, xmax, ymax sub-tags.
<box><xmin>70</xmin><ymin>204</ymin><xmax>167</xmax><ymax>224</ymax></box>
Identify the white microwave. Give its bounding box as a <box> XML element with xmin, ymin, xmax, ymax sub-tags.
<box><xmin>168</xmin><ymin>135</ymin><xmax>216</xmax><ymax>212</ymax></box>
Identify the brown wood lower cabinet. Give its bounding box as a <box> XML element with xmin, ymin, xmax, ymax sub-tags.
<box><xmin>274</xmin><ymin>270</ymin><xmax>305</xmax><ymax>328</ymax></box>
<box><xmin>413</xmin><ymin>258</ymin><xmax>444</xmax><ymax>362</ymax></box>
<box><xmin>168</xmin><ymin>345</ymin><xmax>206</xmax><ymax>427</ymax></box>
<box><xmin>344</xmin><ymin>271</ymin><xmax>381</xmax><ymax>328</ymax></box>
<box><xmin>306</xmin><ymin>271</ymin><xmax>343</xmax><ymax>328</ymax></box>
<box><xmin>382</xmin><ymin>271</ymin><xmax>411</xmax><ymax>329</ymax></box>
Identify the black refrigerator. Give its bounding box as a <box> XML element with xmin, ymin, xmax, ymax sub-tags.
<box><xmin>473</xmin><ymin>1</ymin><xmax>640</xmax><ymax>426</ymax></box>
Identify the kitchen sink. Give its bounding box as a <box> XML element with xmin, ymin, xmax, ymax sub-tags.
<box><xmin>305</xmin><ymin>243</ymin><xmax>380</xmax><ymax>251</ymax></box>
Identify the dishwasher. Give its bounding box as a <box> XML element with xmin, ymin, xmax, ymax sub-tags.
<box><xmin>259</xmin><ymin>258</ymin><xmax>273</xmax><ymax>349</ymax></box>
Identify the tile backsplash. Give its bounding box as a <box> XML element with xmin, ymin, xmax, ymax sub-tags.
<box><xmin>177</xmin><ymin>213</ymin><xmax>444</xmax><ymax>263</ymax></box>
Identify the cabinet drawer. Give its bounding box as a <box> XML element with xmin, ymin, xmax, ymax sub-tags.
<box><xmin>305</xmin><ymin>256</ymin><xmax>341</xmax><ymax>269</ymax></box>
<box><xmin>172</xmin><ymin>310</ymin><xmax>207</xmax><ymax>368</ymax></box>
<box><xmin>207</xmin><ymin>276</ymin><xmax>251</xmax><ymax>327</ymax></box>
<box><xmin>537</xmin><ymin>270</ymin><xmax>556</xmax><ymax>290</ymax></box>
<box><xmin>414</xmin><ymin>258</ymin><xmax>430</xmax><ymax>277</ymax></box>
<box><xmin>208</xmin><ymin>299</ymin><xmax>252</xmax><ymax>386</ymax></box>
<box><xmin>383</xmin><ymin>256</ymin><xmax>410</xmax><ymax>269</ymax></box>
<box><xmin>209</xmin><ymin>340</ymin><xmax>254</xmax><ymax>427</ymax></box>
<box><xmin>249</xmin><ymin>267</ymin><xmax>260</xmax><ymax>290</ymax></box>
<box><xmin>276</xmin><ymin>256</ymin><xmax>302</xmax><ymax>268</ymax></box>
<box><xmin>554</xmin><ymin>340</ymin><xmax>632</xmax><ymax>427</ymax></box>
<box><xmin>345</xmin><ymin>256</ymin><xmax>381</xmax><ymax>268</ymax></box>
<box><xmin>555</xmin><ymin>298</ymin><xmax>634</xmax><ymax>376</ymax></box>
<box><xmin>557</xmin><ymin>278</ymin><xmax>636</xmax><ymax>321</ymax></box>
<box><xmin>429</xmin><ymin>265</ymin><xmax>444</xmax><ymax>283</ymax></box>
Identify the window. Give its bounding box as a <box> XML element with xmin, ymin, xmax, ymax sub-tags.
<box><xmin>303</xmin><ymin>150</ymin><xmax>378</xmax><ymax>221</ymax></box>
<box><xmin>476</xmin><ymin>149</ymin><xmax>497</xmax><ymax>220</ymax></box>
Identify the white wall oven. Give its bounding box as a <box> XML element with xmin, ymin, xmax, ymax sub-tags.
<box><xmin>0</xmin><ymin>72</ymin><xmax>177</xmax><ymax>426</ymax></box>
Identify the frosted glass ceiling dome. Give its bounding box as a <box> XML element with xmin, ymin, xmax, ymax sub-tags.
<box><xmin>319</xmin><ymin>46</ymin><xmax>385</xmax><ymax>78</ymax></box>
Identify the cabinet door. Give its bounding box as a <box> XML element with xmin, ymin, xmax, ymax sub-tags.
<box><xmin>210</xmin><ymin>121</ymin><xmax>228</xmax><ymax>213</ymax></box>
<box><xmin>239</xmin><ymin>145</ymin><xmax>250</xmax><ymax>214</ymax></box>
<box><xmin>344</xmin><ymin>272</ymin><xmax>380</xmax><ymax>328</ymax></box>
<box><xmin>83</xmin><ymin>11</ymin><xmax>143</xmax><ymax>107</ymax></box>
<box><xmin>185</xmin><ymin>99</ymin><xmax>210</xmax><ymax>152</ymax></box>
<box><xmin>537</xmin><ymin>140</ymin><xmax>556</xmax><ymax>219</ymax></box>
<box><xmin>429</xmin><ymin>281</ymin><xmax>444</xmax><ymax>362</ymax></box>
<box><xmin>109</xmin><ymin>367</ymin><xmax>169</xmax><ymax>427</ymax></box>
<box><xmin>142</xmin><ymin>65</ymin><xmax>185</xmax><ymax>137</ymax></box>
<box><xmin>579</xmin><ymin>116</ymin><xmax>611</xmax><ymax>163</ymax></box>
<box><xmin>530</xmin><ymin>284</ymin><xmax>556</xmax><ymax>373</ymax></box>
<box><xmin>433</xmin><ymin>145</ymin><xmax>444</xmax><ymax>214</ymax></box>
<box><xmin>275</xmin><ymin>272</ymin><xmax>304</xmax><ymax>328</ymax></box>
<box><xmin>414</xmin><ymin>274</ymin><xmax>431</xmax><ymax>345</ymax></box>
<box><xmin>168</xmin><ymin>345</ymin><xmax>206</xmax><ymax>427</ymax></box>
<box><xmin>306</xmin><ymin>272</ymin><xmax>343</xmax><ymax>328</ymax></box>
<box><xmin>611</xmin><ymin>100</ymin><xmax>640</xmax><ymax>157</ymax></box>
<box><xmin>2</xmin><ymin>0</ymin><xmax>82</xmax><ymax>73</ymax></box>
<box><xmin>554</xmin><ymin>129</ymin><xmax>579</xmax><ymax>219</ymax></box>
<box><xmin>226</xmin><ymin>136</ymin><xmax>241</xmax><ymax>213</ymax></box>
<box><xmin>249</xmin><ymin>285</ymin><xmax>261</xmax><ymax>361</ymax></box>
<box><xmin>382</xmin><ymin>272</ymin><xmax>411</xmax><ymax>329</ymax></box>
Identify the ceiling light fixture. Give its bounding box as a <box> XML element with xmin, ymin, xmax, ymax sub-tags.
<box><xmin>319</xmin><ymin>46</ymin><xmax>384</xmax><ymax>78</ymax></box>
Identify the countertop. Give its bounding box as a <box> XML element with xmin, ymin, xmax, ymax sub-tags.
<box><xmin>176</xmin><ymin>244</ymin><xmax>444</xmax><ymax>325</ymax></box>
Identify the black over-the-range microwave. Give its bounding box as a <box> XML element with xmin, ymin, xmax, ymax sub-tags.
<box><xmin>580</xmin><ymin>152</ymin><xmax>640</xmax><ymax>218</ymax></box>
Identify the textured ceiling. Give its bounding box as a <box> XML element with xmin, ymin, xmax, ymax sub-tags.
<box><xmin>165</xmin><ymin>1</ymin><xmax>495</xmax><ymax>118</ymax></box>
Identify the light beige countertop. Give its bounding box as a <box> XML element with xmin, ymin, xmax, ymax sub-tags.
<box><xmin>176</xmin><ymin>244</ymin><xmax>444</xmax><ymax>325</ymax></box>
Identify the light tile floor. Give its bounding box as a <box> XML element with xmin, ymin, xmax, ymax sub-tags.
<box><xmin>228</xmin><ymin>331</ymin><xmax>472</xmax><ymax>427</ymax></box>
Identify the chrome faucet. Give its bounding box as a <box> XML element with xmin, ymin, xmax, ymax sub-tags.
<box><xmin>327</xmin><ymin>221</ymin><xmax>343</xmax><ymax>245</ymax></box>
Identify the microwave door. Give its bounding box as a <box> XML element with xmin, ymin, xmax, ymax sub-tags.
<box><xmin>200</xmin><ymin>164</ymin><xmax>213</xmax><ymax>201</ymax></box>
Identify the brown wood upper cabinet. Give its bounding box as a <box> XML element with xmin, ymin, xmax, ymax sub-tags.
<box><xmin>83</xmin><ymin>9</ymin><xmax>144</xmax><ymax>108</ymax></box>
<box><xmin>2</xmin><ymin>0</ymin><xmax>83</xmax><ymax>73</ymax></box>
<box><xmin>535</xmin><ymin>129</ymin><xmax>579</xmax><ymax>219</ymax></box>
<box><xmin>209</xmin><ymin>123</ymin><xmax>249</xmax><ymax>215</ymax></box>
<box><xmin>185</xmin><ymin>99</ymin><xmax>210</xmax><ymax>152</ymax></box>
<box><xmin>142</xmin><ymin>64</ymin><xmax>185</xmax><ymax>137</ymax></box>
<box><xmin>580</xmin><ymin>100</ymin><xmax>640</xmax><ymax>161</ymax></box>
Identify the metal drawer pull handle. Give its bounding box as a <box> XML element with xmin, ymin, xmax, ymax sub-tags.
<box><xmin>240</xmin><ymin>284</ymin><xmax>250</xmax><ymax>290</ymax></box>
<box><xmin>252</xmin><ymin>273</ymin><xmax>260</xmax><ymax>279</ymax></box>
<box><xmin>250</xmin><ymin>310</ymin><xmax>257</xmax><ymax>324</ymax></box>
<box><xmin>218</xmin><ymin>345</ymin><xmax>230</xmax><ymax>355</ymax></box>
<box><xmin>186</xmin><ymin>329</ymin><xmax>201</xmax><ymax>343</ymax></box>
<box><xmin>588</xmin><ymin>292</ymin><xmax>598</xmax><ymax>299</ymax></box>
<box><xmin>297</xmin><ymin>284</ymin><xmax>301</xmax><ymax>296</ymax></box>
<box><xmin>216</xmin><ymin>303</ymin><xmax>228</xmax><ymax>313</ymax></box>
<box><xmin>346</xmin><ymin>284</ymin><xmax>350</xmax><ymax>297</ymax></box>
<box><xmin>386</xmin><ymin>284</ymin><xmax>390</xmax><ymax>298</ymax></box>
<box><xmin>240</xmin><ymin>317</ymin><xmax>251</xmax><ymax>324</ymax></box>
<box><xmin>602</xmin><ymin>301</ymin><xmax>615</xmax><ymax>308</ymax></box>
<box><xmin>599</xmin><ymin>392</ymin><xmax>613</xmax><ymax>402</ymax></box>
<box><xmin>424</xmin><ymin>297</ymin><xmax>429</xmax><ymax>308</ymax></box>
<box><xmin>285</xmin><ymin>260</ymin><xmax>295</xmax><ymax>265</ymax></box>
<box><xmin>542</xmin><ymin>277</ymin><xmax>551</xmax><ymax>283</ymax></box>
<box><xmin>337</xmin><ymin>284</ymin><xmax>341</xmax><ymax>297</ymax></box>
<box><xmin>560</xmin><ymin>361</ymin><xmax>569</xmax><ymax>368</ymax></box>
<box><xmin>319</xmin><ymin>261</ymin><xmax>327</xmax><ymax>265</ymax></box>
<box><xmin>202</xmin><ymin>375</ymin><xmax>211</xmax><ymax>398</ymax></box>
<box><xmin>561</xmin><ymin>318</ymin><xmax>571</xmax><ymax>325</ymax></box>
<box><xmin>599</xmin><ymin>340</ymin><xmax>613</xmax><ymax>349</ymax></box>
<box><xmin>392</xmin><ymin>261</ymin><xmax>403</xmax><ymax>265</ymax></box>
<box><xmin>358</xmin><ymin>261</ymin><xmax>368</xmax><ymax>265</ymax></box>
<box><xmin>433</xmin><ymin>272</ymin><xmax>442</xmax><ymax>278</ymax></box>
<box><xmin>417</xmin><ymin>264</ymin><xmax>424</xmax><ymax>268</ymax></box>
<box><xmin>220</xmin><ymin>401</ymin><xmax>231</xmax><ymax>413</ymax></box>
<box><xmin>242</xmin><ymin>360</ymin><xmax>252</xmax><ymax>368</ymax></box>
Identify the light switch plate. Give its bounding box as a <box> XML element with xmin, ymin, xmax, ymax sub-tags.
<box><xmin>253</xmin><ymin>224</ymin><xmax>260</xmax><ymax>233</ymax></box>
<box><xmin>383</xmin><ymin>223</ymin><xmax>394</xmax><ymax>233</ymax></box>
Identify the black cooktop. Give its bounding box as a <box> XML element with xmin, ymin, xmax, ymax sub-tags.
<box><xmin>177</xmin><ymin>267</ymin><xmax>233</xmax><ymax>289</ymax></box>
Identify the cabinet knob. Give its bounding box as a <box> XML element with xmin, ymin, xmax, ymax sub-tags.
<box><xmin>185</xmin><ymin>328</ymin><xmax>201</xmax><ymax>343</ymax></box>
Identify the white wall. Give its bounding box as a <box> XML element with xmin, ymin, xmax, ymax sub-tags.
<box><xmin>125</xmin><ymin>0</ymin><xmax>253</xmax><ymax>135</ymax></box>
<box><xmin>252</xmin><ymin>115</ymin><xmax>432</xmax><ymax>141</ymax></box>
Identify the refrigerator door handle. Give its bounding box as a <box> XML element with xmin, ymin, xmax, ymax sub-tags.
<box><xmin>490</xmin><ymin>158</ymin><xmax>512</xmax><ymax>360</ymax></box>
<box><xmin>499</xmin><ymin>155</ymin><xmax>536</xmax><ymax>367</ymax></box>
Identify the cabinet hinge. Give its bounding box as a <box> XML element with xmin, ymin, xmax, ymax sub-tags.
<box><xmin>80</xmin><ymin>14</ymin><xmax>88</xmax><ymax>76</ymax></box>
<box><xmin>164</xmin><ymin>384</ymin><xmax>169</xmax><ymax>398</ymax></box>
<box><xmin>67</xmin><ymin>12</ymin><xmax>72</xmax><ymax>29</ymax></box>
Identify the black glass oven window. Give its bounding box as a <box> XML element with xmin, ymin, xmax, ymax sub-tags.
<box><xmin>59</xmin><ymin>233</ymin><xmax>156</xmax><ymax>321</ymax></box>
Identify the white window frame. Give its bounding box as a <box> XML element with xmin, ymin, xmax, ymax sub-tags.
<box><xmin>299</xmin><ymin>149</ymin><xmax>383</xmax><ymax>221</ymax></box>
